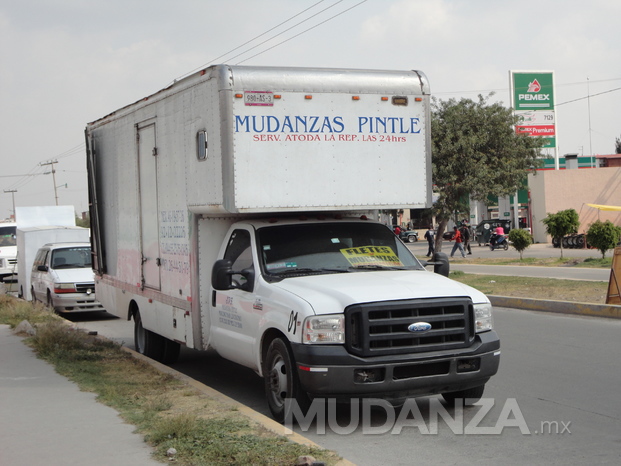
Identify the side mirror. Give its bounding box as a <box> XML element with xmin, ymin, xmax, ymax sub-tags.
<box><xmin>212</xmin><ymin>259</ymin><xmax>234</xmax><ymax>290</ymax></box>
<box><xmin>211</xmin><ymin>260</ymin><xmax>255</xmax><ymax>292</ymax></box>
<box><xmin>37</xmin><ymin>265</ymin><xmax>48</xmax><ymax>272</ymax></box>
<box><xmin>432</xmin><ymin>252</ymin><xmax>450</xmax><ymax>277</ymax></box>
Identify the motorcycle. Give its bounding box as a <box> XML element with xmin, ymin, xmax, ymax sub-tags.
<box><xmin>489</xmin><ymin>233</ymin><xmax>509</xmax><ymax>251</ymax></box>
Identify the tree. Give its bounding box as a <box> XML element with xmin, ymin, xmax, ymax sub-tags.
<box><xmin>431</xmin><ymin>94</ymin><xmax>544</xmax><ymax>251</ymax></box>
<box><xmin>508</xmin><ymin>228</ymin><xmax>532</xmax><ymax>260</ymax></box>
<box><xmin>541</xmin><ymin>209</ymin><xmax>580</xmax><ymax>259</ymax></box>
<box><xmin>615</xmin><ymin>135</ymin><xmax>621</xmax><ymax>154</ymax></box>
<box><xmin>586</xmin><ymin>220</ymin><xmax>621</xmax><ymax>259</ymax></box>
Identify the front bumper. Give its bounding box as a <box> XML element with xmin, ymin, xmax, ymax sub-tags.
<box><xmin>292</xmin><ymin>330</ymin><xmax>500</xmax><ymax>398</ymax></box>
<box><xmin>52</xmin><ymin>293</ymin><xmax>105</xmax><ymax>312</ymax></box>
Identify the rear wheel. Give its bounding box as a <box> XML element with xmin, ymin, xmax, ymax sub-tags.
<box><xmin>442</xmin><ymin>384</ymin><xmax>485</xmax><ymax>407</ymax></box>
<box><xmin>503</xmin><ymin>242</ymin><xmax>509</xmax><ymax>250</ymax></box>
<box><xmin>264</xmin><ymin>338</ymin><xmax>311</xmax><ymax>424</ymax></box>
<box><xmin>133</xmin><ymin>309</ymin><xmax>180</xmax><ymax>363</ymax></box>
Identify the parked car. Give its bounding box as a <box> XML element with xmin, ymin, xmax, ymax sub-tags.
<box><xmin>30</xmin><ymin>242</ymin><xmax>104</xmax><ymax>313</ymax></box>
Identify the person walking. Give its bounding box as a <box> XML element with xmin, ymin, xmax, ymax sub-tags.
<box><xmin>424</xmin><ymin>225</ymin><xmax>435</xmax><ymax>257</ymax></box>
<box><xmin>450</xmin><ymin>226</ymin><xmax>466</xmax><ymax>258</ymax></box>
<box><xmin>460</xmin><ymin>223</ymin><xmax>472</xmax><ymax>255</ymax></box>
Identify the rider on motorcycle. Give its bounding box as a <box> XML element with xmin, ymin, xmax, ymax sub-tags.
<box><xmin>489</xmin><ymin>225</ymin><xmax>506</xmax><ymax>248</ymax></box>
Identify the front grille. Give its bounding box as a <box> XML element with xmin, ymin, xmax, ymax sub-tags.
<box><xmin>75</xmin><ymin>282</ymin><xmax>95</xmax><ymax>294</ymax></box>
<box><xmin>346</xmin><ymin>298</ymin><xmax>474</xmax><ymax>357</ymax></box>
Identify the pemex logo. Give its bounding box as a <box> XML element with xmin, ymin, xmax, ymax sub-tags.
<box><xmin>527</xmin><ymin>79</ymin><xmax>541</xmax><ymax>93</ymax></box>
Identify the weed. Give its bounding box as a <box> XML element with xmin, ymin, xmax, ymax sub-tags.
<box><xmin>0</xmin><ymin>295</ymin><xmax>340</xmax><ymax>465</ymax></box>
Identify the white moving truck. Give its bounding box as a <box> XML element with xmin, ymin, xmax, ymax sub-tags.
<box><xmin>85</xmin><ymin>65</ymin><xmax>500</xmax><ymax>422</ymax></box>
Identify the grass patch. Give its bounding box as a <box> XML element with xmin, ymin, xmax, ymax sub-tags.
<box><xmin>449</xmin><ymin>272</ymin><xmax>609</xmax><ymax>303</ymax></box>
<box><xmin>0</xmin><ymin>295</ymin><xmax>341</xmax><ymax>465</ymax></box>
<box><xmin>450</xmin><ymin>256</ymin><xmax>613</xmax><ymax>268</ymax></box>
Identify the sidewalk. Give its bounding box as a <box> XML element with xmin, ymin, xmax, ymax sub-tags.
<box><xmin>0</xmin><ymin>325</ymin><xmax>160</xmax><ymax>466</ymax></box>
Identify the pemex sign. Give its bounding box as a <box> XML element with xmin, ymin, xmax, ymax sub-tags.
<box><xmin>510</xmin><ymin>71</ymin><xmax>556</xmax><ymax>149</ymax></box>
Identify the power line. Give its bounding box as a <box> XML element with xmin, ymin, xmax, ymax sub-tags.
<box><xmin>226</xmin><ymin>1</ymin><xmax>349</xmax><ymax>65</ymax></box>
<box><xmin>236</xmin><ymin>0</ymin><xmax>368</xmax><ymax>65</ymax></box>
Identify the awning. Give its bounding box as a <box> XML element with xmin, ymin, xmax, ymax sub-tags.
<box><xmin>587</xmin><ymin>203</ymin><xmax>621</xmax><ymax>212</ymax></box>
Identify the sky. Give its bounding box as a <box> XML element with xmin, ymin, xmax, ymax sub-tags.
<box><xmin>1</xmin><ymin>0</ymin><xmax>620</xmax><ymax>220</ymax></box>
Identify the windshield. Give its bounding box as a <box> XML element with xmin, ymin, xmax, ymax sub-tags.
<box><xmin>258</xmin><ymin>222</ymin><xmax>423</xmax><ymax>278</ymax></box>
<box><xmin>50</xmin><ymin>247</ymin><xmax>92</xmax><ymax>269</ymax></box>
<box><xmin>0</xmin><ymin>226</ymin><xmax>16</xmax><ymax>247</ymax></box>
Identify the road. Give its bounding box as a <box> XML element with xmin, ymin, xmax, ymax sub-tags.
<box><xmin>69</xmin><ymin>307</ymin><xmax>621</xmax><ymax>465</ymax></box>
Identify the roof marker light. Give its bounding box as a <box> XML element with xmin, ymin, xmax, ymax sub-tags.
<box><xmin>305</xmin><ymin>95</ymin><xmax>313</xmax><ymax>100</ymax></box>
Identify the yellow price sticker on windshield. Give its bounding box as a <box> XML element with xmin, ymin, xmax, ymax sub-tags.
<box><xmin>340</xmin><ymin>245</ymin><xmax>403</xmax><ymax>267</ymax></box>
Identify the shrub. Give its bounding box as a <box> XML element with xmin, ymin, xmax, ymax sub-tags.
<box><xmin>508</xmin><ymin>229</ymin><xmax>533</xmax><ymax>260</ymax></box>
<box><xmin>586</xmin><ymin>220</ymin><xmax>621</xmax><ymax>259</ymax></box>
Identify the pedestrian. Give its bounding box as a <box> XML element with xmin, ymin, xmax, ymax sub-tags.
<box><xmin>460</xmin><ymin>223</ymin><xmax>472</xmax><ymax>255</ymax></box>
<box><xmin>394</xmin><ymin>225</ymin><xmax>401</xmax><ymax>236</ymax></box>
<box><xmin>424</xmin><ymin>225</ymin><xmax>435</xmax><ymax>257</ymax></box>
<box><xmin>450</xmin><ymin>226</ymin><xmax>466</xmax><ymax>258</ymax></box>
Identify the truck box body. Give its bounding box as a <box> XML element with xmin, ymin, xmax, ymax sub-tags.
<box><xmin>86</xmin><ymin>65</ymin><xmax>499</xmax><ymax>422</ymax></box>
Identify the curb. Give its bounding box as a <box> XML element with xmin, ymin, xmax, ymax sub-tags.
<box><xmin>488</xmin><ymin>296</ymin><xmax>621</xmax><ymax>319</ymax></box>
<box><xmin>120</xmin><ymin>346</ymin><xmax>356</xmax><ymax>466</ymax></box>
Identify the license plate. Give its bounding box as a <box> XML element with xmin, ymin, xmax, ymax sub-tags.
<box><xmin>244</xmin><ymin>91</ymin><xmax>274</xmax><ymax>106</ymax></box>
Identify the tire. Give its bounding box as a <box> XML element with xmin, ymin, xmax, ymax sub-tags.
<box><xmin>134</xmin><ymin>310</ymin><xmax>165</xmax><ymax>361</ymax></box>
<box><xmin>264</xmin><ymin>338</ymin><xmax>311</xmax><ymax>424</ymax></box>
<box><xmin>503</xmin><ymin>242</ymin><xmax>509</xmax><ymax>251</ymax></box>
<box><xmin>31</xmin><ymin>286</ymin><xmax>37</xmax><ymax>303</ymax></box>
<box><xmin>46</xmin><ymin>290</ymin><xmax>56</xmax><ymax>312</ymax></box>
<box><xmin>133</xmin><ymin>309</ymin><xmax>181</xmax><ymax>364</ymax></box>
<box><xmin>442</xmin><ymin>384</ymin><xmax>485</xmax><ymax>407</ymax></box>
<box><xmin>407</xmin><ymin>235</ymin><xmax>417</xmax><ymax>243</ymax></box>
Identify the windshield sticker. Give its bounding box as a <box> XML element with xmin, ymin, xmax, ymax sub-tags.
<box><xmin>266</xmin><ymin>262</ymin><xmax>298</xmax><ymax>270</ymax></box>
<box><xmin>341</xmin><ymin>246</ymin><xmax>403</xmax><ymax>267</ymax></box>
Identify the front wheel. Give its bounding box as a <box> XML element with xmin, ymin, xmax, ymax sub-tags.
<box><xmin>264</xmin><ymin>338</ymin><xmax>311</xmax><ymax>424</ymax></box>
<box><xmin>442</xmin><ymin>384</ymin><xmax>486</xmax><ymax>407</ymax></box>
<box><xmin>408</xmin><ymin>235</ymin><xmax>417</xmax><ymax>243</ymax></box>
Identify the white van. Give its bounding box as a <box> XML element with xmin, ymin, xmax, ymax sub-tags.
<box><xmin>30</xmin><ymin>242</ymin><xmax>104</xmax><ymax>313</ymax></box>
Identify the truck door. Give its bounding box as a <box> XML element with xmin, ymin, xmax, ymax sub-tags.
<box><xmin>211</xmin><ymin>228</ymin><xmax>259</xmax><ymax>369</ymax></box>
<box><xmin>137</xmin><ymin>123</ymin><xmax>161</xmax><ymax>290</ymax></box>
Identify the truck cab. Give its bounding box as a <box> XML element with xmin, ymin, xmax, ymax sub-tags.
<box><xmin>210</xmin><ymin>216</ymin><xmax>499</xmax><ymax>421</ymax></box>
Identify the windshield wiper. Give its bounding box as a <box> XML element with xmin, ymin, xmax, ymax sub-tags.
<box><xmin>349</xmin><ymin>265</ymin><xmax>407</xmax><ymax>271</ymax></box>
<box><xmin>272</xmin><ymin>267</ymin><xmax>350</xmax><ymax>276</ymax></box>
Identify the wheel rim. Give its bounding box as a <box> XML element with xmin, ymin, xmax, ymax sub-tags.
<box><xmin>268</xmin><ymin>355</ymin><xmax>288</xmax><ymax>409</ymax></box>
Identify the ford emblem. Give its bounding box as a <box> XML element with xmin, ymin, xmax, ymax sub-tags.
<box><xmin>408</xmin><ymin>322</ymin><xmax>432</xmax><ymax>333</ymax></box>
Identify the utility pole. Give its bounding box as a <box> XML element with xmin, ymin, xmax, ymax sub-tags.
<box><xmin>40</xmin><ymin>160</ymin><xmax>59</xmax><ymax>205</ymax></box>
<box><xmin>3</xmin><ymin>189</ymin><xmax>17</xmax><ymax>220</ymax></box>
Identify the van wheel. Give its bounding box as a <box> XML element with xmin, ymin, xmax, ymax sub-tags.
<box><xmin>46</xmin><ymin>290</ymin><xmax>56</xmax><ymax>311</ymax></box>
<box><xmin>441</xmin><ymin>384</ymin><xmax>485</xmax><ymax>406</ymax></box>
<box><xmin>264</xmin><ymin>338</ymin><xmax>311</xmax><ymax>423</ymax></box>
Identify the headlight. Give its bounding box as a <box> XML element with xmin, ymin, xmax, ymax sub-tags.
<box><xmin>54</xmin><ymin>283</ymin><xmax>77</xmax><ymax>294</ymax></box>
<box><xmin>302</xmin><ymin>315</ymin><xmax>345</xmax><ymax>344</ymax></box>
<box><xmin>474</xmin><ymin>303</ymin><xmax>493</xmax><ymax>333</ymax></box>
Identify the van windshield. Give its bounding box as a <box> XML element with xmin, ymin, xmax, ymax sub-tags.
<box><xmin>257</xmin><ymin>222</ymin><xmax>424</xmax><ymax>278</ymax></box>
<box><xmin>51</xmin><ymin>247</ymin><xmax>92</xmax><ymax>269</ymax></box>
<box><xmin>0</xmin><ymin>226</ymin><xmax>16</xmax><ymax>247</ymax></box>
